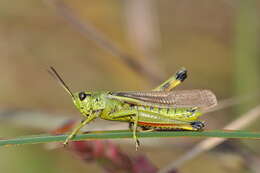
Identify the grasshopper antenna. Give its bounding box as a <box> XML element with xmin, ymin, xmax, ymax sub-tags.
<box><xmin>48</xmin><ymin>66</ymin><xmax>74</xmax><ymax>98</ymax></box>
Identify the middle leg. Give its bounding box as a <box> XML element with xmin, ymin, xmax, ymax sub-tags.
<box><xmin>109</xmin><ymin>109</ymin><xmax>140</xmax><ymax>150</ymax></box>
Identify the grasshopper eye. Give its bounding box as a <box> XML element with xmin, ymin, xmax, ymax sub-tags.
<box><xmin>79</xmin><ymin>92</ymin><xmax>86</xmax><ymax>101</ymax></box>
<box><xmin>79</xmin><ymin>92</ymin><xmax>91</xmax><ymax>101</ymax></box>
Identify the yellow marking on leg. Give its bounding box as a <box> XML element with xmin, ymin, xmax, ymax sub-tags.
<box><xmin>158</xmin><ymin>121</ymin><xmax>203</xmax><ymax>131</ymax></box>
<box><xmin>174</xmin><ymin>124</ymin><xmax>198</xmax><ymax>131</ymax></box>
<box><xmin>153</xmin><ymin>68</ymin><xmax>186</xmax><ymax>91</ymax></box>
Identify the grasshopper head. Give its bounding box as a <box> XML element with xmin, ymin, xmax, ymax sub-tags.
<box><xmin>73</xmin><ymin>91</ymin><xmax>105</xmax><ymax>117</ymax></box>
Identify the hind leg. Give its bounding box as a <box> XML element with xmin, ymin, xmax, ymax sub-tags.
<box><xmin>153</xmin><ymin>68</ymin><xmax>187</xmax><ymax>91</ymax></box>
<box><xmin>134</xmin><ymin>120</ymin><xmax>205</xmax><ymax>131</ymax></box>
<box><xmin>156</xmin><ymin>120</ymin><xmax>205</xmax><ymax>131</ymax></box>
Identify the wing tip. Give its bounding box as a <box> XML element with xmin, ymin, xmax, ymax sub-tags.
<box><xmin>202</xmin><ymin>90</ymin><xmax>218</xmax><ymax>108</ymax></box>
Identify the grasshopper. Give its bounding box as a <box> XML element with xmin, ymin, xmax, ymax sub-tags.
<box><xmin>49</xmin><ymin>67</ymin><xmax>217</xmax><ymax>150</ymax></box>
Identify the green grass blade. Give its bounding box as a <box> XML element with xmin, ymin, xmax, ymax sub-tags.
<box><xmin>1</xmin><ymin>130</ymin><xmax>260</xmax><ymax>147</ymax></box>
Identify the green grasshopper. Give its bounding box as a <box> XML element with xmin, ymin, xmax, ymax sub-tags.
<box><xmin>49</xmin><ymin>67</ymin><xmax>217</xmax><ymax>150</ymax></box>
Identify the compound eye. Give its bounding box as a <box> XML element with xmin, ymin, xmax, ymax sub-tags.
<box><xmin>79</xmin><ymin>92</ymin><xmax>92</xmax><ymax>101</ymax></box>
<box><xmin>79</xmin><ymin>92</ymin><xmax>87</xmax><ymax>101</ymax></box>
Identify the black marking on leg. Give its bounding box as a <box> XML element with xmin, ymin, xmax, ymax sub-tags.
<box><xmin>188</xmin><ymin>108</ymin><xmax>197</xmax><ymax>113</ymax></box>
<box><xmin>139</xmin><ymin>126</ymin><xmax>153</xmax><ymax>130</ymax></box>
<box><xmin>132</xmin><ymin>123</ymin><xmax>152</xmax><ymax>131</ymax></box>
<box><xmin>190</xmin><ymin>121</ymin><xmax>205</xmax><ymax>130</ymax></box>
<box><xmin>176</xmin><ymin>69</ymin><xmax>187</xmax><ymax>82</ymax></box>
<box><xmin>129</xmin><ymin>122</ymin><xmax>134</xmax><ymax>130</ymax></box>
<box><xmin>187</xmin><ymin>108</ymin><xmax>197</xmax><ymax>117</ymax></box>
<box><xmin>136</xmin><ymin>139</ymin><xmax>140</xmax><ymax>147</ymax></box>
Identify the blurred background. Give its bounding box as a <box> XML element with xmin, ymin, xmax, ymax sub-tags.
<box><xmin>0</xmin><ymin>0</ymin><xmax>260</xmax><ymax>173</ymax></box>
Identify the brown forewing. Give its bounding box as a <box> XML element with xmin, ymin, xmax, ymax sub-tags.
<box><xmin>111</xmin><ymin>90</ymin><xmax>217</xmax><ymax>109</ymax></box>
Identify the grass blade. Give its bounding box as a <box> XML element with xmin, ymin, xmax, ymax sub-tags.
<box><xmin>1</xmin><ymin>130</ymin><xmax>260</xmax><ymax>147</ymax></box>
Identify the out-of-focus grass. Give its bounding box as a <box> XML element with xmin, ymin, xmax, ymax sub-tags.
<box><xmin>234</xmin><ymin>0</ymin><xmax>260</xmax><ymax>114</ymax></box>
<box><xmin>233</xmin><ymin>0</ymin><xmax>260</xmax><ymax>153</ymax></box>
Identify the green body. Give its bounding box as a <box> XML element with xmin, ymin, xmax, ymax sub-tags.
<box><xmin>74</xmin><ymin>91</ymin><xmax>202</xmax><ymax>129</ymax></box>
<box><xmin>49</xmin><ymin>67</ymin><xmax>217</xmax><ymax>149</ymax></box>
